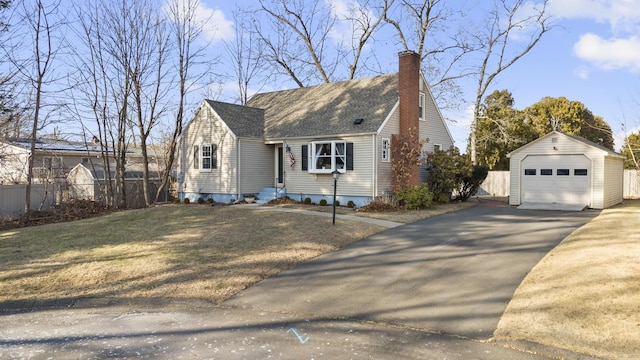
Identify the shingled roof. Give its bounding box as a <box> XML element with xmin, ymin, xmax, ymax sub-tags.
<box><xmin>205</xmin><ymin>100</ymin><xmax>265</xmax><ymax>138</ymax></box>
<box><xmin>247</xmin><ymin>73</ymin><xmax>399</xmax><ymax>139</ymax></box>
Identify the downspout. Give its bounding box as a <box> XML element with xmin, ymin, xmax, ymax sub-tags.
<box><xmin>236</xmin><ymin>138</ymin><xmax>241</xmax><ymax>202</ymax></box>
<box><xmin>373</xmin><ymin>134</ymin><xmax>377</xmax><ymax>198</ymax></box>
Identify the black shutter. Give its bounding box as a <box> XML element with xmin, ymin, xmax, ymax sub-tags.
<box><xmin>211</xmin><ymin>144</ymin><xmax>218</xmax><ymax>169</ymax></box>
<box><xmin>346</xmin><ymin>142</ymin><xmax>354</xmax><ymax>170</ymax></box>
<box><xmin>193</xmin><ymin>145</ymin><xmax>199</xmax><ymax>169</ymax></box>
<box><xmin>301</xmin><ymin>145</ymin><xmax>308</xmax><ymax>170</ymax></box>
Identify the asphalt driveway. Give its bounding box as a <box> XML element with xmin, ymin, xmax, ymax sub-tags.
<box><xmin>1</xmin><ymin>204</ymin><xmax>600</xmax><ymax>359</ymax></box>
<box><xmin>224</xmin><ymin>204</ymin><xmax>599</xmax><ymax>340</ymax></box>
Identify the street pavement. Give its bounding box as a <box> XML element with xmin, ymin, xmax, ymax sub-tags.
<box><xmin>0</xmin><ymin>204</ymin><xmax>602</xmax><ymax>359</ymax></box>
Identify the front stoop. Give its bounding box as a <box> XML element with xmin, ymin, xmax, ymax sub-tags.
<box><xmin>256</xmin><ymin>187</ymin><xmax>287</xmax><ymax>204</ymax></box>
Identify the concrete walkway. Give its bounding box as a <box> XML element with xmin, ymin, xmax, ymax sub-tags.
<box><xmin>253</xmin><ymin>204</ymin><xmax>404</xmax><ymax>228</ymax></box>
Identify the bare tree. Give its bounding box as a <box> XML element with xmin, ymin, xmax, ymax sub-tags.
<box><xmin>2</xmin><ymin>0</ymin><xmax>64</xmax><ymax>214</ymax></box>
<box><xmin>256</xmin><ymin>0</ymin><xmax>387</xmax><ymax>87</ymax></box>
<box><xmin>128</xmin><ymin>0</ymin><xmax>171</xmax><ymax>206</ymax></box>
<box><xmin>382</xmin><ymin>0</ymin><xmax>474</xmax><ymax>110</ymax></box>
<box><xmin>155</xmin><ymin>0</ymin><xmax>212</xmax><ymax>203</ymax></box>
<box><xmin>69</xmin><ymin>0</ymin><xmax>137</xmax><ymax>208</ymax></box>
<box><xmin>225</xmin><ymin>8</ymin><xmax>268</xmax><ymax>105</ymax></box>
<box><xmin>468</xmin><ymin>0</ymin><xmax>552</xmax><ymax>164</ymax></box>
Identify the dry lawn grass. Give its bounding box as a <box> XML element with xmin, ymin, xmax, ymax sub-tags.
<box><xmin>0</xmin><ymin>205</ymin><xmax>383</xmax><ymax>306</ymax></box>
<box><xmin>0</xmin><ymin>201</ymin><xmax>474</xmax><ymax>309</ymax></box>
<box><xmin>495</xmin><ymin>200</ymin><xmax>640</xmax><ymax>359</ymax></box>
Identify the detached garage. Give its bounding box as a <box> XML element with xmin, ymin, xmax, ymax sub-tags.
<box><xmin>507</xmin><ymin>131</ymin><xmax>624</xmax><ymax>210</ymax></box>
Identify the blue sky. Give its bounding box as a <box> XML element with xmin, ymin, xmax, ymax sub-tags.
<box><xmin>197</xmin><ymin>0</ymin><xmax>640</xmax><ymax>151</ymax></box>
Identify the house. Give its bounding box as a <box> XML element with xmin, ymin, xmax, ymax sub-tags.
<box><xmin>507</xmin><ymin>131</ymin><xmax>624</xmax><ymax>210</ymax></box>
<box><xmin>0</xmin><ymin>137</ymin><xmax>162</xmax><ymax>185</ymax></box>
<box><xmin>177</xmin><ymin>51</ymin><xmax>454</xmax><ymax>206</ymax></box>
<box><xmin>0</xmin><ymin>137</ymin><xmax>105</xmax><ymax>185</ymax></box>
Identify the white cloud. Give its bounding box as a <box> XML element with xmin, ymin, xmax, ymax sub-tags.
<box><xmin>573</xmin><ymin>33</ymin><xmax>640</xmax><ymax>72</ymax></box>
<box><xmin>573</xmin><ymin>64</ymin><xmax>590</xmax><ymax>79</ymax></box>
<box><xmin>325</xmin><ymin>0</ymin><xmax>374</xmax><ymax>49</ymax></box>
<box><xmin>163</xmin><ymin>0</ymin><xmax>234</xmax><ymax>44</ymax></box>
<box><xmin>200</xmin><ymin>5</ymin><xmax>234</xmax><ymax>43</ymax></box>
<box><xmin>550</xmin><ymin>0</ymin><xmax>640</xmax><ymax>33</ymax></box>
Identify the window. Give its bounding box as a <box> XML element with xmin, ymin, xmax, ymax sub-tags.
<box><xmin>201</xmin><ymin>145</ymin><xmax>212</xmax><ymax>170</ymax></box>
<box><xmin>43</xmin><ymin>157</ymin><xmax>63</xmax><ymax>178</ymax></box>
<box><xmin>557</xmin><ymin>169</ymin><xmax>570</xmax><ymax>176</ymax></box>
<box><xmin>195</xmin><ymin>144</ymin><xmax>217</xmax><ymax>171</ymax></box>
<box><xmin>574</xmin><ymin>169</ymin><xmax>588</xmax><ymax>176</ymax></box>
<box><xmin>524</xmin><ymin>169</ymin><xmax>536</xmax><ymax>175</ymax></box>
<box><xmin>382</xmin><ymin>138</ymin><xmax>390</xmax><ymax>162</ymax></box>
<box><xmin>541</xmin><ymin>169</ymin><xmax>553</xmax><ymax>175</ymax></box>
<box><xmin>311</xmin><ymin>141</ymin><xmax>345</xmax><ymax>173</ymax></box>
<box><xmin>419</xmin><ymin>93</ymin><xmax>425</xmax><ymax>120</ymax></box>
<box><xmin>81</xmin><ymin>157</ymin><xmax>89</xmax><ymax>165</ymax></box>
<box><xmin>303</xmin><ymin>141</ymin><xmax>353</xmax><ymax>173</ymax></box>
<box><xmin>433</xmin><ymin>144</ymin><xmax>442</xmax><ymax>152</ymax></box>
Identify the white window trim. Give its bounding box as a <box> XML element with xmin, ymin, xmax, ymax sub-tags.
<box><xmin>381</xmin><ymin>138</ymin><xmax>391</xmax><ymax>162</ymax></box>
<box><xmin>433</xmin><ymin>143</ymin><xmax>442</xmax><ymax>152</ymax></box>
<box><xmin>419</xmin><ymin>92</ymin><xmax>426</xmax><ymax>120</ymax></box>
<box><xmin>200</xmin><ymin>144</ymin><xmax>212</xmax><ymax>172</ymax></box>
<box><xmin>308</xmin><ymin>140</ymin><xmax>346</xmax><ymax>174</ymax></box>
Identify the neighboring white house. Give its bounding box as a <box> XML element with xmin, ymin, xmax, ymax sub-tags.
<box><xmin>507</xmin><ymin>131</ymin><xmax>624</xmax><ymax>209</ymax></box>
<box><xmin>177</xmin><ymin>51</ymin><xmax>454</xmax><ymax>206</ymax></box>
<box><xmin>0</xmin><ymin>137</ymin><xmax>106</xmax><ymax>185</ymax></box>
<box><xmin>0</xmin><ymin>137</ymin><xmax>163</xmax><ymax>185</ymax></box>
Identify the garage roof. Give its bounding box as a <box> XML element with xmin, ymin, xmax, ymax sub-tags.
<box><xmin>507</xmin><ymin>131</ymin><xmax>625</xmax><ymax>158</ymax></box>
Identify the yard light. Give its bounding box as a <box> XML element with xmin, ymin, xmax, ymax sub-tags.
<box><xmin>332</xmin><ymin>170</ymin><xmax>340</xmax><ymax>225</ymax></box>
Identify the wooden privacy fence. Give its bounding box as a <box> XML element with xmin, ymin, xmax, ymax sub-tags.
<box><xmin>477</xmin><ymin>170</ymin><xmax>640</xmax><ymax>199</ymax></box>
<box><xmin>0</xmin><ymin>183</ymin><xmax>57</xmax><ymax>220</ymax></box>
<box><xmin>68</xmin><ymin>179</ymin><xmax>161</xmax><ymax>209</ymax></box>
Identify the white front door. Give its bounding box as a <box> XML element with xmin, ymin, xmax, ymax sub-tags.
<box><xmin>275</xmin><ymin>145</ymin><xmax>284</xmax><ymax>187</ymax></box>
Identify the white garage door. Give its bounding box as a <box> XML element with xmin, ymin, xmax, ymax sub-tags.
<box><xmin>521</xmin><ymin>155</ymin><xmax>591</xmax><ymax>206</ymax></box>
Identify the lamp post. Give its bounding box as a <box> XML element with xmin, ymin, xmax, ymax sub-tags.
<box><xmin>332</xmin><ymin>170</ymin><xmax>340</xmax><ymax>225</ymax></box>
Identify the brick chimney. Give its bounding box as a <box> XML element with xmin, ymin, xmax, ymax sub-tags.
<box><xmin>393</xmin><ymin>50</ymin><xmax>421</xmax><ymax>190</ymax></box>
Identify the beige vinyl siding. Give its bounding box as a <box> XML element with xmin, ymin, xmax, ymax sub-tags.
<box><xmin>238</xmin><ymin>139</ymin><xmax>274</xmax><ymax>194</ymax></box>
<box><xmin>419</xmin><ymin>77</ymin><xmax>454</xmax><ymax>152</ymax></box>
<box><xmin>603</xmin><ymin>157</ymin><xmax>624</xmax><ymax>208</ymax></box>
<box><xmin>419</xmin><ymin>77</ymin><xmax>454</xmax><ymax>183</ymax></box>
<box><xmin>590</xmin><ymin>156</ymin><xmax>605</xmax><ymax>209</ymax></box>
<box><xmin>508</xmin><ymin>156</ymin><xmax>521</xmax><ymax>205</ymax></box>
<box><xmin>377</xmin><ymin>105</ymin><xmax>399</xmax><ymax>195</ymax></box>
<box><xmin>180</xmin><ymin>106</ymin><xmax>238</xmax><ymax>195</ymax></box>
<box><xmin>283</xmin><ymin>136</ymin><xmax>375</xmax><ymax>197</ymax></box>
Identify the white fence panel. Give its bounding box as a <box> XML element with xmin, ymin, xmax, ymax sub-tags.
<box><xmin>0</xmin><ymin>184</ymin><xmax>56</xmax><ymax>219</ymax></box>
<box><xmin>477</xmin><ymin>171</ymin><xmax>510</xmax><ymax>197</ymax></box>
<box><xmin>624</xmin><ymin>170</ymin><xmax>640</xmax><ymax>199</ymax></box>
<box><xmin>477</xmin><ymin>170</ymin><xmax>640</xmax><ymax>199</ymax></box>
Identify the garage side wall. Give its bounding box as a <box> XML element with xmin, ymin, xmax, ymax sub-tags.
<box><xmin>603</xmin><ymin>156</ymin><xmax>624</xmax><ymax>208</ymax></box>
